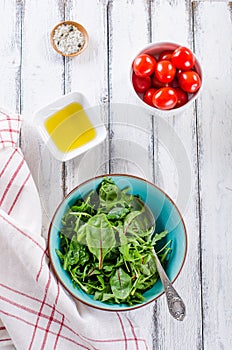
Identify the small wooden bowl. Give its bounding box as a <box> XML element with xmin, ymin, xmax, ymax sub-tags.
<box><xmin>50</xmin><ymin>21</ymin><xmax>88</xmax><ymax>57</ymax></box>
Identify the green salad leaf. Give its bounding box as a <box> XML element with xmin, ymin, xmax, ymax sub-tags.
<box><xmin>110</xmin><ymin>268</ymin><xmax>132</xmax><ymax>300</ymax></box>
<box><xmin>56</xmin><ymin>177</ymin><xmax>171</xmax><ymax>305</ymax></box>
<box><xmin>86</xmin><ymin>213</ymin><xmax>116</xmax><ymax>269</ymax></box>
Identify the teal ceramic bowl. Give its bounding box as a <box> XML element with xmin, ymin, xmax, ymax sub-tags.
<box><xmin>48</xmin><ymin>174</ymin><xmax>187</xmax><ymax>311</ymax></box>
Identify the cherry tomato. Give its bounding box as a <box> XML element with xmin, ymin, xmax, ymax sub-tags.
<box><xmin>143</xmin><ymin>88</ymin><xmax>157</xmax><ymax>106</ymax></box>
<box><xmin>174</xmin><ymin>87</ymin><xmax>188</xmax><ymax>108</ymax></box>
<box><xmin>176</xmin><ymin>69</ymin><xmax>183</xmax><ymax>79</ymax></box>
<box><xmin>178</xmin><ymin>70</ymin><xmax>201</xmax><ymax>93</ymax></box>
<box><xmin>158</xmin><ymin>50</ymin><xmax>174</xmax><ymax>61</ymax></box>
<box><xmin>132</xmin><ymin>73</ymin><xmax>151</xmax><ymax>93</ymax></box>
<box><xmin>132</xmin><ymin>54</ymin><xmax>157</xmax><ymax>77</ymax></box>
<box><xmin>155</xmin><ymin>60</ymin><xmax>176</xmax><ymax>83</ymax></box>
<box><xmin>152</xmin><ymin>74</ymin><xmax>171</xmax><ymax>88</ymax></box>
<box><xmin>152</xmin><ymin>87</ymin><xmax>178</xmax><ymax>110</ymax></box>
<box><xmin>172</xmin><ymin>46</ymin><xmax>195</xmax><ymax>70</ymax></box>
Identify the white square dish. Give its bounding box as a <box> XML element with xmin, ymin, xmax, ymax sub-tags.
<box><xmin>34</xmin><ymin>92</ymin><xmax>107</xmax><ymax>161</ymax></box>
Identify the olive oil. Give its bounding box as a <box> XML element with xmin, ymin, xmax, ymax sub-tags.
<box><xmin>45</xmin><ymin>102</ymin><xmax>96</xmax><ymax>153</ymax></box>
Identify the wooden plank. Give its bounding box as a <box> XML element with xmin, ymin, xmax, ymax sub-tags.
<box><xmin>108</xmin><ymin>0</ymin><xmax>155</xmax><ymax>348</ymax></box>
<box><xmin>64</xmin><ymin>0</ymin><xmax>109</xmax><ymax>192</ymax></box>
<box><xmin>20</xmin><ymin>0</ymin><xmax>65</xmax><ymax>237</ymax></box>
<box><xmin>151</xmin><ymin>1</ymin><xmax>203</xmax><ymax>349</ymax></box>
<box><xmin>0</xmin><ymin>0</ymin><xmax>21</xmax><ymax>112</ymax></box>
<box><xmin>193</xmin><ymin>2</ymin><xmax>232</xmax><ymax>349</ymax></box>
<box><xmin>108</xmin><ymin>0</ymin><xmax>154</xmax><ymax>181</ymax></box>
<box><xmin>0</xmin><ymin>1</ymin><xmax>22</xmax><ymax>347</ymax></box>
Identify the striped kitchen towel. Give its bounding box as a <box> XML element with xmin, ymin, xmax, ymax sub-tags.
<box><xmin>0</xmin><ymin>109</ymin><xmax>150</xmax><ymax>350</ymax></box>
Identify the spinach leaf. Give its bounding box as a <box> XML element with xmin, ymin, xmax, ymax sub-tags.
<box><xmin>98</xmin><ymin>177</ymin><xmax>133</xmax><ymax>213</ymax></box>
<box><xmin>123</xmin><ymin>211</ymin><xmax>142</xmax><ymax>235</ymax></box>
<box><xmin>99</xmin><ymin>178</ymin><xmax>121</xmax><ymax>202</ymax></box>
<box><xmin>110</xmin><ymin>268</ymin><xmax>132</xmax><ymax>300</ymax></box>
<box><xmin>86</xmin><ymin>213</ymin><xmax>116</xmax><ymax>269</ymax></box>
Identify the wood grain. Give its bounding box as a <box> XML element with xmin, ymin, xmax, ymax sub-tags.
<box><xmin>0</xmin><ymin>0</ymin><xmax>22</xmax><ymax>113</ymax></box>
<box><xmin>151</xmin><ymin>1</ymin><xmax>202</xmax><ymax>349</ymax></box>
<box><xmin>194</xmin><ymin>2</ymin><xmax>232</xmax><ymax>349</ymax></box>
<box><xmin>108</xmin><ymin>0</ymin><xmax>155</xmax><ymax>348</ymax></box>
<box><xmin>0</xmin><ymin>1</ymin><xmax>231</xmax><ymax>349</ymax></box>
<box><xmin>20</xmin><ymin>0</ymin><xmax>65</xmax><ymax>237</ymax></box>
<box><xmin>108</xmin><ymin>0</ymin><xmax>154</xmax><ymax>179</ymax></box>
<box><xmin>64</xmin><ymin>0</ymin><xmax>109</xmax><ymax>192</ymax></box>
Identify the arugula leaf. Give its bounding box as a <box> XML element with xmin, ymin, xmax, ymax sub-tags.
<box><xmin>152</xmin><ymin>230</ymin><xmax>169</xmax><ymax>245</ymax></box>
<box><xmin>107</xmin><ymin>207</ymin><xmax>130</xmax><ymax>220</ymax></box>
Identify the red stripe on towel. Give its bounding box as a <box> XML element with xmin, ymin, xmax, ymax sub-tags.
<box><xmin>54</xmin><ymin>313</ymin><xmax>64</xmax><ymax>350</ymax></box>
<box><xmin>116</xmin><ymin>313</ymin><xmax>128</xmax><ymax>350</ymax></box>
<box><xmin>28</xmin><ymin>264</ymin><xmax>52</xmax><ymax>350</ymax></box>
<box><xmin>0</xmin><ymin>149</ymin><xmax>17</xmax><ymax>178</ymax></box>
<box><xmin>126</xmin><ymin>316</ymin><xmax>140</xmax><ymax>350</ymax></box>
<box><xmin>0</xmin><ymin>158</ymin><xmax>24</xmax><ymax>206</ymax></box>
<box><xmin>36</xmin><ymin>248</ymin><xmax>48</xmax><ymax>282</ymax></box>
<box><xmin>7</xmin><ymin>172</ymin><xmax>31</xmax><ymax>215</ymax></box>
<box><xmin>0</xmin><ymin>310</ymin><xmax>91</xmax><ymax>350</ymax></box>
<box><xmin>40</xmin><ymin>280</ymin><xmax>61</xmax><ymax>350</ymax></box>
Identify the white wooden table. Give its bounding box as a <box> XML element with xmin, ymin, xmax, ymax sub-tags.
<box><xmin>0</xmin><ymin>1</ymin><xmax>231</xmax><ymax>349</ymax></box>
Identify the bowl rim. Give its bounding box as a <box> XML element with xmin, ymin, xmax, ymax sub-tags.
<box><xmin>130</xmin><ymin>41</ymin><xmax>203</xmax><ymax>115</ymax></box>
<box><xmin>50</xmin><ymin>20</ymin><xmax>89</xmax><ymax>57</ymax></box>
<box><xmin>48</xmin><ymin>173</ymin><xmax>188</xmax><ymax>311</ymax></box>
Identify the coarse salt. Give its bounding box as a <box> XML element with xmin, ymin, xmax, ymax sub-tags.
<box><xmin>53</xmin><ymin>24</ymin><xmax>85</xmax><ymax>55</ymax></box>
